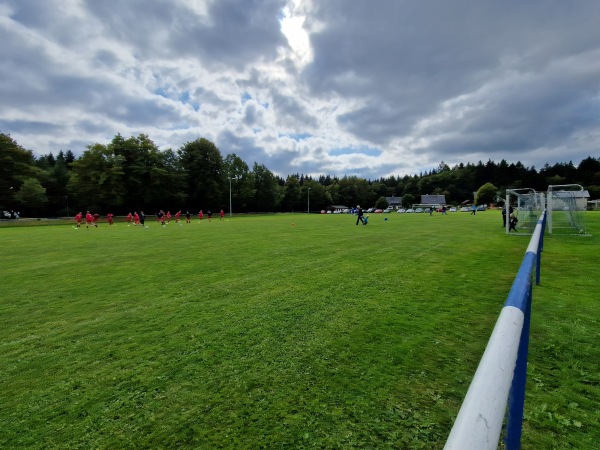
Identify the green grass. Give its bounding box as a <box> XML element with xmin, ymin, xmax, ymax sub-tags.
<box><xmin>1</xmin><ymin>212</ymin><xmax>598</xmax><ymax>449</ymax></box>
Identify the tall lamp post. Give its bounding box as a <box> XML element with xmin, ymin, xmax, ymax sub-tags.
<box><xmin>307</xmin><ymin>187</ymin><xmax>311</xmax><ymax>214</ymax></box>
<box><xmin>229</xmin><ymin>177</ymin><xmax>234</xmax><ymax>217</ymax></box>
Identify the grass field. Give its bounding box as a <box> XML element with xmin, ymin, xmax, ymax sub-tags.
<box><xmin>1</xmin><ymin>211</ymin><xmax>598</xmax><ymax>449</ymax></box>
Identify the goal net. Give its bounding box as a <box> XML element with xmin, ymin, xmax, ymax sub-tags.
<box><xmin>547</xmin><ymin>184</ymin><xmax>589</xmax><ymax>235</ymax></box>
<box><xmin>505</xmin><ymin>188</ymin><xmax>545</xmax><ymax>235</ymax></box>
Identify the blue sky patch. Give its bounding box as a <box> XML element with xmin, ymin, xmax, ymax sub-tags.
<box><xmin>329</xmin><ymin>146</ymin><xmax>382</xmax><ymax>157</ymax></box>
<box><xmin>279</xmin><ymin>132</ymin><xmax>312</xmax><ymax>141</ymax></box>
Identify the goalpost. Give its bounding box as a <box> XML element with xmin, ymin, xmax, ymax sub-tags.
<box><xmin>505</xmin><ymin>188</ymin><xmax>545</xmax><ymax>235</ymax></box>
<box><xmin>547</xmin><ymin>184</ymin><xmax>589</xmax><ymax>235</ymax></box>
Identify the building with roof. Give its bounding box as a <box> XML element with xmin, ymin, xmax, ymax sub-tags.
<box><xmin>385</xmin><ymin>196</ymin><xmax>403</xmax><ymax>209</ymax></box>
<box><xmin>421</xmin><ymin>194</ymin><xmax>446</xmax><ymax>205</ymax></box>
<box><xmin>550</xmin><ymin>190</ymin><xmax>590</xmax><ymax>210</ymax></box>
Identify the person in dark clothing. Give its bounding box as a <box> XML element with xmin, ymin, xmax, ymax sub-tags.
<box><xmin>356</xmin><ymin>205</ymin><xmax>365</xmax><ymax>225</ymax></box>
<box><xmin>509</xmin><ymin>213</ymin><xmax>519</xmax><ymax>232</ymax></box>
<box><xmin>504</xmin><ymin>205</ymin><xmax>514</xmax><ymax>227</ymax></box>
<box><xmin>140</xmin><ymin>211</ymin><xmax>145</xmax><ymax>226</ymax></box>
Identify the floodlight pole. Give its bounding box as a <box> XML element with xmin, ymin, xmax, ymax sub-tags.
<box><xmin>229</xmin><ymin>177</ymin><xmax>234</xmax><ymax>217</ymax></box>
<box><xmin>307</xmin><ymin>187</ymin><xmax>311</xmax><ymax>214</ymax></box>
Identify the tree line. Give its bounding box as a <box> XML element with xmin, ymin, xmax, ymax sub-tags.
<box><xmin>1</xmin><ymin>132</ymin><xmax>599</xmax><ymax>217</ymax></box>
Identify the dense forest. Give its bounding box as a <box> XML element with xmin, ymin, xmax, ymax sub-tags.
<box><xmin>1</xmin><ymin>132</ymin><xmax>599</xmax><ymax>217</ymax></box>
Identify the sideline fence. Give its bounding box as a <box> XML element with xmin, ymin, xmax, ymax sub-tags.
<box><xmin>444</xmin><ymin>210</ymin><xmax>547</xmax><ymax>450</ymax></box>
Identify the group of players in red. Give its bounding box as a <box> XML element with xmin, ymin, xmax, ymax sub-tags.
<box><xmin>75</xmin><ymin>209</ymin><xmax>226</xmax><ymax>228</ymax></box>
<box><xmin>74</xmin><ymin>211</ymin><xmax>101</xmax><ymax>228</ymax></box>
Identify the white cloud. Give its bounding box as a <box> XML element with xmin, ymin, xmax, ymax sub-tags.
<box><xmin>1</xmin><ymin>0</ymin><xmax>599</xmax><ymax>179</ymax></box>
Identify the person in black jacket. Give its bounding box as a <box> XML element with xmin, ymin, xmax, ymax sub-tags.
<box><xmin>356</xmin><ymin>205</ymin><xmax>365</xmax><ymax>225</ymax></box>
<box><xmin>509</xmin><ymin>213</ymin><xmax>519</xmax><ymax>232</ymax></box>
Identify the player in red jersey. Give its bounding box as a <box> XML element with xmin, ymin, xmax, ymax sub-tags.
<box><xmin>85</xmin><ymin>211</ymin><xmax>97</xmax><ymax>228</ymax></box>
<box><xmin>107</xmin><ymin>213</ymin><xmax>114</xmax><ymax>225</ymax></box>
<box><xmin>75</xmin><ymin>212</ymin><xmax>82</xmax><ymax>228</ymax></box>
<box><xmin>175</xmin><ymin>210</ymin><xmax>181</xmax><ymax>223</ymax></box>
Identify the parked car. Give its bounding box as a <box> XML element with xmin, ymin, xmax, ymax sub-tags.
<box><xmin>397</xmin><ymin>208</ymin><xmax>406</xmax><ymax>213</ymax></box>
<box><xmin>414</xmin><ymin>208</ymin><xmax>424</xmax><ymax>213</ymax></box>
<box><xmin>374</xmin><ymin>209</ymin><xmax>384</xmax><ymax>213</ymax></box>
<box><xmin>460</xmin><ymin>207</ymin><xmax>470</xmax><ymax>212</ymax></box>
<box><xmin>449</xmin><ymin>207</ymin><xmax>457</xmax><ymax>212</ymax></box>
<box><xmin>405</xmin><ymin>208</ymin><xmax>415</xmax><ymax>213</ymax></box>
<box><xmin>477</xmin><ymin>205</ymin><xmax>487</xmax><ymax>211</ymax></box>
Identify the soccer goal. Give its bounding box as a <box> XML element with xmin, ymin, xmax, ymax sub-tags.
<box><xmin>505</xmin><ymin>188</ymin><xmax>545</xmax><ymax>235</ymax></box>
<box><xmin>547</xmin><ymin>184</ymin><xmax>589</xmax><ymax>235</ymax></box>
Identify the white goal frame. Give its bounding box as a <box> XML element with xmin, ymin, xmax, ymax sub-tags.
<box><xmin>547</xmin><ymin>184</ymin><xmax>588</xmax><ymax>235</ymax></box>
<box><xmin>505</xmin><ymin>188</ymin><xmax>545</xmax><ymax>235</ymax></box>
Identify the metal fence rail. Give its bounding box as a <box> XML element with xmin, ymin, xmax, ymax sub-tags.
<box><xmin>444</xmin><ymin>210</ymin><xmax>547</xmax><ymax>450</ymax></box>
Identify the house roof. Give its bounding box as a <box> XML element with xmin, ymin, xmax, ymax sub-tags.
<box><xmin>421</xmin><ymin>194</ymin><xmax>446</xmax><ymax>204</ymax></box>
<box><xmin>553</xmin><ymin>190</ymin><xmax>590</xmax><ymax>198</ymax></box>
<box><xmin>385</xmin><ymin>196</ymin><xmax>402</xmax><ymax>204</ymax></box>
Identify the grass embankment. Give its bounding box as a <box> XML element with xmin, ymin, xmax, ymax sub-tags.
<box><xmin>1</xmin><ymin>211</ymin><xmax>598</xmax><ymax>449</ymax></box>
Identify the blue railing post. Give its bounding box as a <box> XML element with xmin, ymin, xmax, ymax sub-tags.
<box><xmin>505</xmin><ymin>282</ymin><xmax>532</xmax><ymax>449</ymax></box>
<box><xmin>536</xmin><ymin>212</ymin><xmax>547</xmax><ymax>285</ymax></box>
<box><xmin>444</xmin><ymin>211</ymin><xmax>546</xmax><ymax>450</ymax></box>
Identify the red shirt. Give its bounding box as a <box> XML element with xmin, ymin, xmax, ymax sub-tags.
<box><xmin>86</xmin><ymin>213</ymin><xmax>93</xmax><ymax>223</ymax></box>
<box><xmin>75</xmin><ymin>213</ymin><xmax>82</xmax><ymax>223</ymax></box>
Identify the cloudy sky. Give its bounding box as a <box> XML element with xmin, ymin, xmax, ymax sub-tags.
<box><xmin>1</xmin><ymin>0</ymin><xmax>599</xmax><ymax>179</ymax></box>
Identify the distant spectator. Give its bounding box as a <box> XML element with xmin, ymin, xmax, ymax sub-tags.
<box><xmin>509</xmin><ymin>213</ymin><xmax>519</xmax><ymax>232</ymax></box>
<box><xmin>356</xmin><ymin>205</ymin><xmax>365</xmax><ymax>225</ymax></box>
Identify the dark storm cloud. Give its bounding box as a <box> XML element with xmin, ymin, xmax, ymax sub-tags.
<box><xmin>1</xmin><ymin>0</ymin><xmax>599</xmax><ymax>177</ymax></box>
<box><xmin>0</xmin><ymin>119</ymin><xmax>61</xmax><ymax>135</ymax></box>
<box><xmin>243</xmin><ymin>103</ymin><xmax>261</xmax><ymax>127</ymax></box>
<box><xmin>85</xmin><ymin>0</ymin><xmax>288</xmax><ymax>69</ymax></box>
<box><xmin>217</xmin><ymin>130</ymin><xmax>269</xmax><ymax>165</ymax></box>
<box><xmin>303</xmin><ymin>0</ymin><xmax>600</xmax><ymax>164</ymax></box>
<box><xmin>270</xmin><ymin>89</ymin><xmax>318</xmax><ymax>129</ymax></box>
